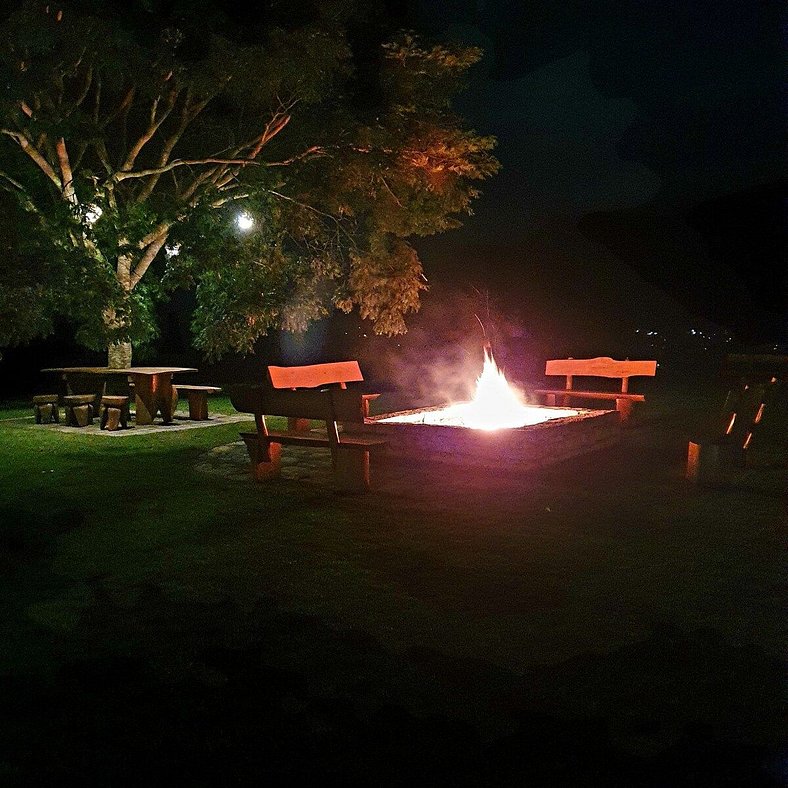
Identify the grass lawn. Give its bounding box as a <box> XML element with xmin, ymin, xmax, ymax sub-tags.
<box><xmin>0</xmin><ymin>386</ymin><xmax>785</xmax><ymax>785</ymax></box>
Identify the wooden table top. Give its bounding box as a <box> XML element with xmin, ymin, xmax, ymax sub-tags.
<box><xmin>42</xmin><ymin>367</ymin><xmax>197</xmax><ymax>375</ymax></box>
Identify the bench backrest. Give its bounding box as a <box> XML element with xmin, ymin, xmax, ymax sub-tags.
<box><xmin>268</xmin><ymin>360</ymin><xmax>364</xmax><ymax>390</ymax></box>
<box><xmin>229</xmin><ymin>385</ymin><xmax>368</xmax><ymax>423</ymax></box>
<box><xmin>545</xmin><ymin>357</ymin><xmax>657</xmax><ymax>393</ymax></box>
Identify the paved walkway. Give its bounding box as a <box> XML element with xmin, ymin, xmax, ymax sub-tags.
<box><xmin>196</xmin><ymin>441</ymin><xmax>335</xmax><ymax>485</ymax></box>
<box><xmin>32</xmin><ymin>412</ymin><xmax>251</xmax><ymax>436</ymax></box>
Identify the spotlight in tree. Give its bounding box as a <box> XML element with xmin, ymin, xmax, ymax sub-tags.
<box><xmin>236</xmin><ymin>212</ymin><xmax>254</xmax><ymax>231</ymax></box>
<box><xmin>85</xmin><ymin>204</ymin><xmax>103</xmax><ymax>225</ymax></box>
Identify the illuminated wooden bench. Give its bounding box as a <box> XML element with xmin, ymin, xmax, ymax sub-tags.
<box><xmin>687</xmin><ymin>353</ymin><xmax>785</xmax><ymax>482</ymax></box>
<box><xmin>229</xmin><ymin>361</ymin><xmax>386</xmax><ymax>492</ymax></box>
<box><xmin>173</xmin><ymin>384</ymin><xmax>222</xmax><ymax>420</ymax></box>
<box><xmin>534</xmin><ymin>357</ymin><xmax>657</xmax><ymax>422</ymax></box>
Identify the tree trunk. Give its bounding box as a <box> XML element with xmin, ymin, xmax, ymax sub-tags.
<box><xmin>108</xmin><ymin>341</ymin><xmax>132</xmax><ymax>368</ymax></box>
<box><xmin>106</xmin><ymin>254</ymin><xmax>134</xmax><ymax>369</ymax></box>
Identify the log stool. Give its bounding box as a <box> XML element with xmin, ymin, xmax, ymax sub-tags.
<box><xmin>63</xmin><ymin>394</ymin><xmax>96</xmax><ymax>427</ymax></box>
<box><xmin>100</xmin><ymin>395</ymin><xmax>130</xmax><ymax>431</ymax></box>
<box><xmin>33</xmin><ymin>394</ymin><xmax>60</xmax><ymax>424</ymax></box>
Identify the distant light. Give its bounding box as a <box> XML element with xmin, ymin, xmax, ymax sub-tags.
<box><xmin>165</xmin><ymin>243</ymin><xmax>181</xmax><ymax>258</ymax></box>
<box><xmin>236</xmin><ymin>212</ymin><xmax>254</xmax><ymax>231</ymax></box>
<box><xmin>85</xmin><ymin>204</ymin><xmax>102</xmax><ymax>225</ymax></box>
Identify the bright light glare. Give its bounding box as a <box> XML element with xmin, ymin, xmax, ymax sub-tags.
<box><xmin>236</xmin><ymin>212</ymin><xmax>254</xmax><ymax>231</ymax></box>
<box><xmin>165</xmin><ymin>243</ymin><xmax>181</xmax><ymax>258</ymax></box>
<box><xmin>85</xmin><ymin>204</ymin><xmax>103</xmax><ymax>225</ymax></box>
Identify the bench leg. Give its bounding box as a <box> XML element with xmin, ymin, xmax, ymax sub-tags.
<box><xmin>241</xmin><ymin>433</ymin><xmax>282</xmax><ymax>480</ymax></box>
<box><xmin>101</xmin><ymin>407</ymin><xmax>122</xmax><ymax>431</ymax></box>
<box><xmin>334</xmin><ymin>446</ymin><xmax>370</xmax><ymax>493</ymax></box>
<box><xmin>187</xmin><ymin>392</ymin><xmax>209</xmax><ymax>420</ymax></box>
<box><xmin>72</xmin><ymin>404</ymin><xmax>93</xmax><ymax>427</ymax></box>
<box><xmin>687</xmin><ymin>440</ymin><xmax>721</xmax><ymax>484</ymax></box>
<box><xmin>35</xmin><ymin>403</ymin><xmax>59</xmax><ymax>424</ymax></box>
<box><xmin>616</xmin><ymin>398</ymin><xmax>633</xmax><ymax>423</ymax></box>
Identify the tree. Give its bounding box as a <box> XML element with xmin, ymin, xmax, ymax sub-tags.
<box><xmin>0</xmin><ymin>0</ymin><xmax>498</xmax><ymax>366</ymax></box>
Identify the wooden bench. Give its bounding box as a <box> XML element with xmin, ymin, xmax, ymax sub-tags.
<box><xmin>687</xmin><ymin>353</ymin><xmax>785</xmax><ymax>482</ymax></box>
<box><xmin>534</xmin><ymin>357</ymin><xmax>657</xmax><ymax>422</ymax></box>
<box><xmin>229</xmin><ymin>361</ymin><xmax>386</xmax><ymax>492</ymax></box>
<box><xmin>173</xmin><ymin>384</ymin><xmax>222</xmax><ymax>420</ymax></box>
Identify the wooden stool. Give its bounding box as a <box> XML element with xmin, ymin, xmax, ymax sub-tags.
<box><xmin>100</xmin><ymin>395</ymin><xmax>130</xmax><ymax>431</ymax></box>
<box><xmin>33</xmin><ymin>394</ymin><xmax>60</xmax><ymax>424</ymax></box>
<box><xmin>63</xmin><ymin>394</ymin><xmax>95</xmax><ymax>427</ymax></box>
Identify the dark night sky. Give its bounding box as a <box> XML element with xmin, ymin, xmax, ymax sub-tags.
<box><xmin>2</xmin><ymin>0</ymin><xmax>785</xmax><ymax>394</ymax></box>
<box><xmin>394</xmin><ymin>0</ymin><xmax>785</xmax><ymax>349</ymax></box>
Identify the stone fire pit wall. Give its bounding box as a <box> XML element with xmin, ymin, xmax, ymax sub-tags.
<box><xmin>364</xmin><ymin>406</ymin><xmax>620</xmax><ymax>471</ymax></box>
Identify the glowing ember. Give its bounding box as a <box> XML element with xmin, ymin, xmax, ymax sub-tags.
<box><xmin>378</xmin><ymin>346</ymin><xmax>581</xmax><ymax>430</ymax></box>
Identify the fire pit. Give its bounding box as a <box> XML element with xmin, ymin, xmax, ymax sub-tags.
<box><xmin>365</xmin><ymin>347</ymin><xmax>620</xmax><ymax>470</ymax></box>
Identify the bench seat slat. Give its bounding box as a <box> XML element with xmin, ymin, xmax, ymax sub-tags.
<box><xmin>534</xmin><ymin>389</ymin><xmax>646</xmax><ymax>402</ymax></box>
<box><xmin>175</xmin><ymin>385</ymin><xmax>221</xmax><ymax>393</ymax></box>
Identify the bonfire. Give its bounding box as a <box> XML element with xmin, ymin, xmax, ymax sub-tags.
<box><xmin>378</xmin><ymin>345</ymin><xmax>579</xmax><ymax>431</ymax></box>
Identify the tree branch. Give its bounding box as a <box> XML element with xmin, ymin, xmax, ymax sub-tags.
<box><xmin>112</xmin><ymin>157</ymin><xmax>263</xmax><ymax>183</ymax></box>
<box><xmin>134</xmin><ymin>89</ymin><xmax>211</xmax><ymax>203</ymax></box>
<box><xmin>129</xmin><ymin>229</ymin><xmax>169</xmax><ymax>289</ymax></box>
<box><xmin>56</xmin><ymin>137</ymin><xmax>77</xmax><ymax>203</ymax></box>
<box><xmin>69</xmin><ymin>65</ymin><xmax>93</xmax><ymax>113</ymax></box>
<box><xmin>100</xmin><ymin>86</ymin><xmax>135</xmax><ymax>128</ymax></box>
<box><xmin>211</xmin><ymin>106</ymin><xmax>295</xmax><ymax>190</ymax></box>
<box><xmin>0</xmin><ymin>169</ymin><xmax>25</xmax><ymax>192</ymax></box>
<box><xmin>209</xmin><ymin>192</ymin><xmax>251</xmax><ymax>208</ymax></box>
<box><xmin>1</xmin><ymin>129</ymin><xmax>62</xmax><ymax>189</ymax></box>
<box><xmin>120</xmin><ymin>89</ymin><xmax>178</xmax><ymax>172</ymax></box>
<box><xmin>178</xmin><ymin>166</ymin><xmax>220</xmax><ymax>203</ymax></box>
<box><xmin>265</xmin><ymin>145</ymin><xmax>326</xmax><ymax>168</ymax></box>
<box><xmin>138</xmin><ymin>221</ymin><xmax>172</xmax><ymax>249</ymax></box>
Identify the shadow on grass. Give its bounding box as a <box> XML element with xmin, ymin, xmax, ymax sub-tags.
<box><xmin>1</xmin><ymin>587</ymin><xmax>783</xmax><ymax>786</ymax></box>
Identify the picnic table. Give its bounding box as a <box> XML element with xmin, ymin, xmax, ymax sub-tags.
<box><xmin>42</xmin><ymin>367</ymin><xmax>196</xmax><ymax>425</ymax></box>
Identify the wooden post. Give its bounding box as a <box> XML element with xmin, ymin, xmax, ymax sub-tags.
<box><xmin>187</xmin><ymin>392</ymin><xmax>209</xmax><ymax>421</ymax></box>
<box><xmin>686</xmin><ymin>440</ymin><xmax>720</xmax><ymax>484</ymax></box>
<box><xmin>102</xmin><ymin>407</ymin><xmax>122</xmax><ymax>431</ymax></box>
<box><xmin>241</xmin><ymin>433</ymin><xmax>282</xmax><ymax>480</ymax></box>
<box><xmin>73</xmin><ymin>404</ymin><xmax>93</xmax><ymax>427</ymax></box>
<box><xmin>562</xmin><ymin>374</ymin><xmax>572</xmax><ymax>407</ymax></box>
<box><xmin>334</xmin><ymin>446</ymin><xmax>370</xmax><ymax>492</ymax></box>
<box><xmin>616</xmin><ymin>398</ymin><xmax>633</xmax><ymax>423</ymax></box>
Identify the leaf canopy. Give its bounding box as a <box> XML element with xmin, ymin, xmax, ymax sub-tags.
<box><xmin>0</xmin><ymin>0</ymin><xmax>499</xmax><ymax>357</ymax></box>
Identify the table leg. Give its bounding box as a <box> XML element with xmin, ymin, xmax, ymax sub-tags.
<box><xmin>157</xmin><ymin>374</ymin><xmax>177</xmax><ymax>424</ymax></box>
<box><xmin>131</xmin><ymin>375</ymin><xmax>156</xmax><ymax>425</ymax></box>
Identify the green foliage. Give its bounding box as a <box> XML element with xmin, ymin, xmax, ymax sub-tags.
<box><xmin>0</xmin><ymin>0</ymin><xmax>498</xmax><ymax>358</ymax></box>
